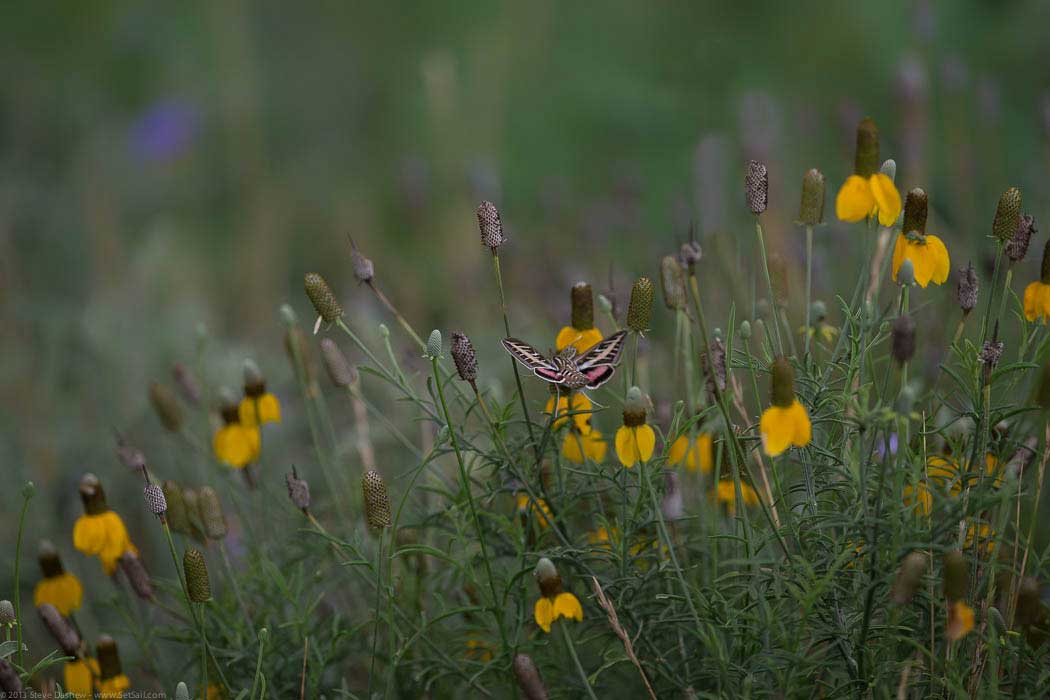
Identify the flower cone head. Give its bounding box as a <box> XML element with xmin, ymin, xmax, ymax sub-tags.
<box><xmin>626</xmin><ymin>277</ymin><xmax>654</xmax><ymax>332</ymax></box>
<box><xmin>163</xmin><ymin>481</ymin><xmax>191</xmax><ymax>534</ymax></box>
<box><xmin>350</xmin><ymin>241</ymin><xmax>375</xmax><ymax>282</ymax></box>
<box><xmin>853</xmin><ymin>117</ymin><xmax>880</xmax><ymax>177</ymax></box>
<box><xmin>943</xmin><ymin>550</ymin><xmax>968</xmax><ymax>601</ymax></box>
<box><xmin>143</xmin><ymin>483</ymin><xmax>167</xmax><ymax>516</ymax></box>
<box><xmin>891</xmin><ymin>551</ymin><xmax>927</xmax><ymax>605</ymax></box>
<box><xmin>97</xmin><ymin>635</ymin><xmax>124</xmax><ymax>681</ymax></box>
<box><xmin>902</xmin><ymin>188</ymin><xmax>928</xmax><ymax>236</ymax></box>
<box><xmin>425</xmin><ymin>329</ymin><xmax>442</xmax><ymax>360</ymax></box>
<box><xmin>660</xmin><ymin>256</ymin><xmax>687</xmax><ymax>310</ymax></box>
<box><xmin>745</xmin><ymin>159</ymin><xmax>769</xmax><ymax>214</ymax></box>
<box><xmin>149</xmin><ymin>382</ymin><xmax>183</xmax><ymax>432</ymax></box>
<box><xmin>956</xmin><ymin>263</ymin><xmax>979</xmax><ymax>314</ymax></box>
<box><xmin>286</xmin><ymin>470</ymin><xmax>311</xmax><ymax>512</ymax></box>
<box><xmin>798</xmin><ymin>168</ymin><xmax>825</xmax><ymax>225</ymax></box>
<box><xmin>1005</xmin><ymin>213</ymin><xmax>1036</xmax><ymax>262</ymax></box>
<box><xmin>183</xmin><ymin>548</ymin><xmax>211</xmax><ymax>602</ymax></box>
<box><xmin>319</xmin><ymin>338</ymin><xmax>357</xmax><ymax>388</ymax></box>
<box><xmin>477</xmin><ymin>200</ymin><xmax>506</xmax><ymax>250</ymax></box>
<box><xmin>304</xmin><ymin>272</ymin><xmax>343</xmax><ymax>322</ymax></box>
<box><xmin>892</xmin><ymin>314</ymin><xmax>916</xmax><ymax>364</ymax></box>
<box><xmin>450</xmin><ymin>332</ymin><xmax>478</xmax><ymax>383</ymax></box>
<box><xmin>512</xmin><ymin>654</ymin><xmax>549</xmax><ymax>700</ymax></box>
<box><xmin>38</xmin><ymin>603</ymin><xmax>80</xmax><ymax>656</ymax></box>
<box><xmin>198</xmin><ymin>486</ymin><xmax>227</xmax><ymax>540</ymax></box>
<box><xmin>570</xmin><ymin>282</ymin><xmax>594</xmax><ymax>330</ymax></box>
<box><xmin>993</xmin><ymin>187</ymin><xmax>1022</xmax><ymax>241</ymax></box>
<box><xmin>0</xmin><ymin>601</ymin><xmax>13</xmax><ymax>627</ymax></box>
<box><xmin>362</xmin><ymin>470</ymin><xmax>391</xmax><ymax>530</ymax></box>
<box><xmin>119</xmin><ymin>552</ymin><xmax>154</xmax><ymax>600</ymax></box>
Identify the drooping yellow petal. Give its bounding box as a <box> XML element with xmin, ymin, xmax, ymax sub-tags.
<box><xmin>634</xmin><ymin>425</ymin><xmax>655</xmax><ymax>463</ymax></box>
<box><xmin>241</xmin><ymin>393</ymin><xmax>282</xmax><ymax>426</ymax></box>
<box><xmin>534</xmin><ymin>596</ymin><xmax>554</xmax><ymax>633</ymax></box>
<box><xmin>615</xmin><ymin>425</ymin><xmax>637</xmax><ymax>468</ymax></box>
<box><xmin>902</xmin><ymin>482</ymin><xmax>932</xmax><ymax>516</ymax></box>
<box><xmin>712</xmin><ymin>480</ymin><xmax>759</xmax><ymax>515</ymax></box>
<box><xmin>556</xmin><ymin>326</ymin><xmax>603</xmax><ymax>353</ymax></box>
<box><xmin>73</xmin><ymin>515</ymin><xmax>106</xmax><ymax>556</ymax></box>
<box><xmin>923</xmin><ymin>235</ymin><xmax>951</xmax><ymax>285</ymax></box>
<box><xmin>947</xmin><ymin>601</ymin><xmax>975</xmax><ymax>641</ymax></box>
<box><xmin>667</xmin><ymin>435</ymin><xmax>688</xmax><ymax>465</ymax></box>
<box><xmin>545</xmin><ymin>393</ymin><xmax>592</xmax><ymax>433</ymax></box>
<box><xmin>34</xmin><ymin>572</ymin><xmax>84</xmax><ymax>615</ymax></box>
<box><xmin>562</xmin><ymin>429</ymin><xmax>607</xmax><ymax>464</ymax></box>
<box><xmin>760</xmin><ymin>400</ymin><xmax>810</xmax><ymax>456</ymax></box>
<box><xmin>836</xmin><ymin>174</ymin><xmax>876</xmax><ymax>223</ymax></box>
<box><xmin>891</xmin><ymin>233</ymin><xmax>907</xmax><ymax>282</ymax></box>
<box><xmin>869</xmin><ymin>173</ymin><xmax>902</xmax><ymax>226</ymax></box>
<box><xmin>213</xmin><ymin>424</ymin><xmax>260</xmax><ymax>468</ymax></box>
<box><xmin>1023</xmin><ymin>282</ymin><xmax>1044</xmax><ymax>322</ymax></box>
<box><xmin>97</xmin><ymin>674</ymin><xmax>131</xmax><ymax>699</ymax></box>
<box><xmin>787</xmin><ymin>400</ymin><xmax>812</xmax><ymax>447</ymax></box>
<box><xmin>553</xmin><ymin>592</ymin><xmax>583</xmax><ymax>623</ymax></box>
<box><xmin>696</xmin><ymin>434</ymin><xmax>714</xmax><ymax>473</ymax></box>
<box><xmin>64</xmin><ymin>658</ymin><xmax>100</xmax><ymax>699</ymax></box>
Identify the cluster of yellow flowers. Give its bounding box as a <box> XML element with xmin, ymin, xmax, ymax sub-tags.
<box><xmin>213</xmin><ymin>364</ymin><xmax>281</xmax><ymax>469</ymax></box>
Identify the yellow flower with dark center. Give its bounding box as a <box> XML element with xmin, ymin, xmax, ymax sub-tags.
<box><xmin>759</xmin><ymin>358</ymin><xmax>811</xmax><ymax>457</ymax></box>
<box><xmin>667</xmin><ymin>433</ymin><xmax>713</xmax><ymax>473</ymax></box>
<box><xmin>890</xmin><ymin>188</ymin><xmax>949</xmax><ymax>288</ymax></box>
<box><xmin>947</xmin><ymin>600</ymin><xmax>975</xmax><ymax>641</ymax></box>
<box><xmin>711</xmin><ymin>480</ymin><xmax>759</xmax><ymax>515</ymax></box>
<box><xmin>835</xmin><ymin>118</ymin><xmax>901</xmax><ymax>227</ymax></box>
<box><xmin>533</xmin><ymin>558</ymin><xmax>583</xmax><ymax>633</ymax></box>
<box><xmin>516</xmin><ymin>493</ymin><xmax>553</xmax><ymax>530</ymax></box>
<box><xmin>562</xmin><ymin>427</ymin><xmax>607</xmax><ymax>464</ymax></box>
<box><xmin>1023</xmin><ymin>239</ymin><xmax>1050</xmax><ymax>323</ymax></box>
<box><xmin>34</xmin><ymin>543</ymin><xmax>83</xmax><ymax>616</ymax></box>
<box><xmin>72</xmin><ymin>476</ymin><xmax>137</xmax><ymax>575</ymax></box>
<box><xmin>213</xmin><ymin>401</ymin><xmax>260</xmax><ymax>469</ymax></box>
<box><xmin>64</xmin><ymin>658</ymin><xmax>100</xmax><ymax>699</ymax></box>
<box><xmin>239</xmin><ymin>393</ymin><xmax>281</xmax><ymax>427</ymax></box>
<box><xmin>615</xmin><ymin>388</ymin><xmax>654</xmax><ymax>468</ymax></box>
<box><xmin>544</xmin><ymin>392</ymin><xmax>593</xmax><ymax>433</ymax></box>
<box><xmin>556</xmin><ymin>282</ymin><xmax>602</xmax><ymax>353</ymax></box>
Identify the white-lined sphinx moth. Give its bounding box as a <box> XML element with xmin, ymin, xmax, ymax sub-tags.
<box><xmin>501</xmin><ymin>330</ymin><xmax>627</xmax><ymax>390</ymax></box>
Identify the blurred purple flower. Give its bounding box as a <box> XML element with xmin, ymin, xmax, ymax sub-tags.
<box><xmin>130</xmin><ymin>100</ymin><xmax>199</xmax><ymax>162</ymax></box>
<box><xmin>876</xmin><ymin>433</ymin><xmax>899</xmax><ymax>460</ymax></box>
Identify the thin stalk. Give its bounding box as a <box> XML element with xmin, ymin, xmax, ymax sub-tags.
<box><xmin>754</xmin><ymin>217</ymin><xmax>784</xmax><ymax>355</ymax></box>
<box><xmin>805</xmin><ymin>224</ymin><xmax>814</xmax><ymax>359</ymax></box>
<box><xmin>13</xmin><ymin>487</ymin><xmax>31</xmax><ymax>669</ymax></box>
<box><xmin>249</xmin><ymin>630</ymin><xmax>266</xmax><ymax>700</ymax></box>
<box><xmin>560</xmin><ymin>623</ymin><xmax>599</xmax><ymax>700</ymax></box>
<box><xmin>219</xmin><ymin>541</ymin><xmax>252</xmax><ymax>629</ymax></box>
<box><xmin>367</xmin><ymin>532</ymin><xmax>385</xmax><ymax>699</ymax></box>
<box><xmin>492</xmin><ymin>251</ymin><xmax>539</xmax><ymax>458</ymax></box>
<box><xmin>431</xmin><ymin>357</ymin><xmax>509</xmax><ymax>652</ymax></box>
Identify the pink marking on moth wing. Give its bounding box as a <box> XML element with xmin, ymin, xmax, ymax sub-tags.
<box><xmin>584</xmin><ymin>365</ymin><xmax>615</xmax><ymax>388</ymax></box>
<box><xmin>534</xmin><ymin>367</ymin><xmax>564</xmax><ymax>383</ymax></box>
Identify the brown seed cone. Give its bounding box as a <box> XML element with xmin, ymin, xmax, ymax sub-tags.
<box><xmin>943</xmin><ymin>550</ymin><xmax>968</xmax><ymax>602</ymax></box>
<box><xmin>1016</xmin><ymin>576</ymin><xmax>1044</xmax><ymax>627</ymax></box>
<box><xmin>362</xmin><ymin>470</ymin><xmax>391</xmax><ymax>530</ymax></box>
<box><xmin>119</xmin><ymin>552</ymin><xmax>154</xmax><ymax>600</ymax></box>
<box><xmin>512</xmin><ymin>654</ymin><xmax>549</xmax><ymax>700</ymax></box>
<box><xmin>183</xmin><ymin>548</ymin><xmax>212</xmax><ymax>602</ymax></box>
<box><xmin>534</xmin><ymin>558</ymin><xmax>562</xmax><ymax>598</ymax></box>
<box><xmin>770</xmin><ymin>357</ymin><xmax>796</xmax><ymax>408</ymax></box>
<box><xmin>149</xmin><ymin>381</ymin><xmax>183</xmax><ymax>432</ymax></box>
<box><xmin>450</xmin><ymin>332</ymin><xmax>479</xmax><ymax>383</ymax></box>
<box><xmin>304</xmin><ymin>273</ymin><xmax>343</xmax><ymax>322</ymax></box>
<box><xmin>198</xmin><ymin>486</ymin><xmax>228</xmax><ymax>540</ymax></box>
<box><xmin>660</xmin><ymin>256</ymin><xmax>687</xmax><ymax>310</ymax></box>
<box><xmin>143</xmin><ymin>483</ymin><xmax>167</xmax><ymax>516</ymax></box>
<box><xmin>853</xmin><ymin>117</ymin><xmax>880</xmax><ymax>177</ymax></box>
<box><xmin>1040</xmin><ymin>240</ymin><xmax>1050</xmax><ymax>286</ymax></box>
<box><xmin>902</xmin><ymin>188</ymin><xmax>928</xmax><ymax>236</ymax></box>
<box><xmin>286</xmin><ymin>471</ymin><xmax>311</xmax><ymax>512</ymax></box>
<box><xmin>0</xmin><ymin>659</ymin><xmax>23</xmax><ymax>695</ymax></box>
<box><xmin>319</xmin><ymin>338</ymin><xmax>357</xmax><ymax>388</ymax></box>
<box><xmin>745</xmin><ymin>160</ymin><xmax>769</xmax><ymax>215</ymax></box>
<box><xmin>992</xmin><ymin>187</ymin><xmax>1022</xmax><ymax>242</ymax></box>
<box><xmin>797</xmin><ymin>168</ymin><xmax>826</xmax><ymax>226</ymax></box>
<box><xmin>79</xmin><ymin>474</ymin><xmax>107</xmax><ymax>516</ymax></box>
<box><xmin>626</xmin><ymin>277</ymin><xmax>654</xmax><ymax>332</ymax></box>
<box><xmin>477</xmin><ymin>201</ymin><xmax>506</xmax><ymax>250</ymax></box>
<box><xmin>956</xmin><ymin>263</ymin><xmax>979</xmax><ymax>314</ymax></box>
<box><xmin>1005</xmin><ymin>213</ymin><xmax>1036</xmax><ymax>263</ymax></box>
<box><xmin>96</xmin><ymin>635</ymin><xmax>123</xmax><ymax>681</ymax></box>
<box><xmin>891</xmin><ymin>551</ymin><xmax>926</xmax><ymax>605</ymax></box>
<box><xmin>37</xmin><ymin>604</ymin><xmax>80</xmax><ymax>656</ymax></box>
<box><xmin>892</xmin><ymin>314</ymin><xmax>916</xmax><ymax>364</ymax></box>
<box><xmin>350</xmin><ymin>241</ymin><xmax>375</xmax><ymax>282</ymax></box>
<box><xmin>702</xmin><ymin>337</ymin><xmax>727</xmax><ymax>399</ymax></box>
<box><xmin>679</xmin><ymin>241</ymin><xmax>702</xmax><ymax>268</ymax></box>
<box><xmin>172</xmin><ymin>362</ymin><xmax>202</xmax><ymax>406</ymax></box>
<box><xmin>38</xmin><ymin>541</ymin><xmax>64</xmax><ymax>578</ymax></box>
<box><xmin>570</xmin><ymin>283</ymin><xmax>594</xmax><ymax>330</ymax></box>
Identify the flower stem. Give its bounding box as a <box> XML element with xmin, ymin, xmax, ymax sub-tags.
<box><xmin>805</xmin><ymin>224</ymin><xmax>814</xmax><ymax>360</ymax></box>
<box><xmin>754</xmin><ymin>217</ymin><xmax>784</xmax><ymax>356</ymax></box>
<box><xmin>367</xmin><ymin>531</ymin><xmax>385</xmax><ymax>699</ymax></box>
<box><xmin>13</xmin><ymin>486</ymin><xmax>32</xmax><ymax>670</ymax></box>
<box><xmin>492</xmin><ymin>251</ymin><xmax>539</xmax><ymax>458</ymax></box>
<box><xmin>560</xmin><ymin>622</ymin><xmax>598</xmax><ymax>700</ymax></box>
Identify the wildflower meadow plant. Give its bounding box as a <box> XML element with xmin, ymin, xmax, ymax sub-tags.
<box><xmin>5</xmin><ymin>112</ymin><xmax>1050</xmax><ymax>700</ymax></box>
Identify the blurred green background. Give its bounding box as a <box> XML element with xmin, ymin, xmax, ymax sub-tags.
<box><xmin>3</xmin><ymin>0</ymin><xmax>1050</xmax><ymax>677</ymax></box>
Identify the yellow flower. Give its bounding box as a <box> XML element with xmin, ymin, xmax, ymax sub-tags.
<box><xmin>947</xmin><ymin>600</ymin><xmax>975</xmax><ymax>641</ymax></box>
<box><xmin>615</xmin><ymin>425</ymin><xmax>655</xmax><ymax>468</ymax></box>
<box><xmin>555</xmin><ymin>326</ymin><xmax>603</xmax><ymax>354</ymax></box>
<box><xmin>835</xmin><ymin>118</ymin><xmax>901</xmax><ymax>227</ymax></box>
<box><xmin>98</xmin><ymin>674</ymin><xmax>130</xmax><ymax>698</ymax></box>
<box><xmin>965</xmin><ymin>522</ymin><xmax>996</xmax><ymax>557</ymax></box>
<box><xmin>926</xmin><ymin>454</ymin><xmax>1002</xmax><ymax>496</ymax></box>
<box><xmin>711</xmin><ymin>480</ymin><xmax>759</xmax><ymax>515</ymax></box>
<box><xmin>239</xmin><ymin>392</ymin><xmax>282</xmax><ymax>427</ymax></box>
<box><xmin>534</xmin><ymin>591</ymin><xmax>583</xmax><ymax>633</ymax></box>
<box><xmin>891</xmin><ymin>234</ymin><xmax>950</xmax><ymax>288</ymax></box>
<box><xmin>902</xmin><ymin>481</ymin><xmax>932</xmax><ymax>516</ymax></box>
<box><xmin>667</xmin><ymin>433</ymin><xmax>713</xmax><ymax>473</ymax></box>
<box><xmin>759</xmin><ymin>358</ymin><xmax>811</xmax><ymax>457</ymax></box>
<box><xmin>1023</xmin><ymin>281</ymin><xmax>1050</xmax><ymax>323</ymax></box>
<box><xmin>34</xmin><ymin>572</ymin><xmax>83</xmax><ymax>616</ymax></box>
<box><xmin>562</xmin><ymin>427</ymin><xmax>607</xmax><ymax>463</ymax></box>
<box><xmin>517</xmin><ymin>493</ymin><xmax>553</xmax><ymax>530</ymax></box>
<box><xmin>206</xmin><ymin>685</ymin><xmax>224</xmax><ymax>700</ymax></box>
<box><xmin>544</xmin><ymin>392</ymin><xmax>593</xmax><ymax>433</ymax></box>
<box><xmin>587</xmin><ymin>525</ymin><xmax>619</xmax><ymax>550</ymax></box>
<box><xmin>213</xmin><ymin>423</ymin><xmax>261</xmax><ymax>469</ymax></box>
<box><xmin>64</xmin><ymin>658</ymin><xmax>100</xmax><ymax>698</ymax></box>
<box><xmin>73</xmin><ymin>484</ymin><xmax>138</xmax><ymax>577</ymax></box>
<box><xmin>465</xmin><ymin>638</ymin><xmax>494</xmax><ymax>662</ymax></box>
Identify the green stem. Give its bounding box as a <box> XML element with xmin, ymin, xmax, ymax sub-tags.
<box><xmin>431</xmin><ymin>357</ymin><xmax>508</xmax><ymax>652</ymax></box>
<box><xmin>14</xmin><ymin>486</ymin><xmax>32</xmax><ymax>670</ymax></box>
<box><xmin>367</xmin><ymin>532</ymin><xmax>385</xmax><ymax>699</ymax></box>
<box><xmin>754</xmin><ymin>218</ymin><xmax>784</xmax><ymax>356</ymax></box>
<box><xmin>805</xmin><ymin>224</ymin><xmax>814</xmax><ymax>360</ymax></box>
<box><xmin>493</xmin><ymin>251</ymin><xmax>539</xmax><ymax>459</ymax></box>
<box><xmin>249</xmin><ymin>629</ymin><xmax>267</xmax><ymax>700</ymax></box>
<box><xmin>560</xmin><ymin>622</ymin><xmax>599</xmax><ymax>700</ymax></box>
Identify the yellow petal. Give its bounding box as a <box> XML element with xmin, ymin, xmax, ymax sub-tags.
<box><xmin>555</xmin><ymin>326</ymin><xmax>577</xmax><ymax>352</ymax></box>
<box><xmin>947</xmin><ymin>601</ymin><xmax>975</xmax><ymax>641</ymax></box>
<box><xmin>570</xmin><ymin>393</ymin><xmax>594</xmax><ymax>433</ymax></box>
<box><xmin>891</xmin><ymin>234</ymin><xmax>906</xmax><ymax>282</ymax></box>
<box><xmin>73</xmin><ymin>515</ymin><xmax>105</xmax><ymax>556</ymax></box>
<box><xmin>667</xmin><ymin>436</ymin><xmax>688</xmax><ymax>465</ymax></box>
<box><xmin>760</xmin><ymin>405</ymin><xmax>793</xmax><ymax>457</ymax></box>
<box><xmin>788</xmin><ymin>400</ymin><xmax>812</xmax><ymax>448</ymax></box>
<box><xmin>836</xmin><ymin>175</ymin><xmax>876</xmax><ymax>223</ymax></box>
<box><xmin>64</xmin><ymin>658</ymin><xmax>101</xmax><ymax>698</ymax></box>
<box><xmin>634</xmin><ymin>425</ymin><xmax>656</xmax><ymax>463</ymax></box>
<box><xmin>615</xmin><ymin>425</ymin><xmax>637</xmax><ymax>468</ymax></box>
<box><xmin>585</xmin><ymin>430</ymin><xmax>608</xmax><ymax>462</ymax></box>
<box><xmin>534</xmin><ymin>597</ymin><xmax>554</xmax><ymax>633</ymax></box>
<box><xmin>553</xmin><ymin>592</ymin><xmax>583</xmax><ymax>622</ymax></box>
<box><xmin>697</xmin><ymin>434</ymin><xmax>714</xmax><ymax>474</ymax></box>
<box><xmin>869</xmin><ymin>173</ymin><xmax>902</xmax><ymax>226</ymax></box>
<box><xmin>1024</xmin><ymin>282</ymin><xmax>1043</xmax><ymax>322</ymax></box>
<box><xmin>35</xmin><ymin>573</ymin><xmax>84</xmax><ymax>616</ymax></box>
<box><xmin>903</xmin><ymin>482</ymin><xmax>932</xmax><ymax>516</ymax></box>
<box><xmin>562</xmin><ymin>432</ymin><xmax>585</xmax><ymax>464</ymax></box>
<box><xmin>258</xmin><ymin>393</ymin><xmax>281</xmax><ymax>423</ymax></box>
<box><xmin>924</xmin><ymin>235</ymin><xmax>951</xmax><ymax>285</ymax></box>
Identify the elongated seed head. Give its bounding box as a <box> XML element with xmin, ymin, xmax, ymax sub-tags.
<box><xmin>570</xmin><ymin>282</ymin><xmax>594</xmax><ymax>330</ymax></box>
<box><xmin>286</xmin><ymin>471</ymin><xmax>311</xmax><ymax>512</ymax></box>
<box><xmin>477</xmin><ymin>201</ymin><xmax>506</xmax><ymax>250</ymax></box>
<box><xmin>149</xmin><ymin>382</ymin><xmax>183</xmax><ymax>432</ymax></box>
<box><xmin>626</xmin><ymin>277</ymin><xmax>654</xmax><ymax>332</ymax></box>
<box><xmin>38</xmin><ymin>604</ymin><xmax>80</xmax><ymax>655</ymax></box>
<box><xmin>745</xmin><ymin>160</ymin><xmax>769</xmax><ymax>215</ymax></box>
<box><xmin>513</xmin><ymin>654</ymin><xmax>549</xmax><ymax>700</ymax></box>
<box><xmin>943</xmin><ymin>550</ymin><xmax>968</xmax><ymax>601</ymax></box>
<box><xmin>320</xmin><ymin>338</ymin><xmax>357</xmax><ymax>388</ymax></box>
<box><xmin>163</xmin><ymin>481</ymin><xmax>190</xmax><ymax>534</ymax></box>
<box><xmin>797</xmin><ymin>168</ymin><xmax>825</xmax><ymax>225</ymax></box>
<box><xmin>853</xmin><ymin>117</ymin><xmax>880</xmax><ymax>177</ymax></box>
<box><xmin>892</xmin><ymin>314</ymin><xmax>916</xmax><ymax>364</ymax></box>
<box><xmin>304</xmin><ymin>273</ymin><xmax>343</xmax><ymax>322</ymax></box>
<box><xmin>97</xmin><ymin>635</ymin><xmax>123</xmax><ymax>681</ymax></box>
<box><xmin>425</xmin><ymin>329</ymin><xmax>442</xmax><ymax>360</ymax></box>
<box><xmin>992</xmin><ymin>187</ymin><xmax>1022</xmax><ymax>241</ymax></box>
<box><xmin>172</xmin><ymin>362</ymin><xmax>201</xmax><ymax>406</ymax></box>
<box><xmin>770</xmin><ymin>357</ymin><xmax>795</xmax><ymax>408</ymax></box>
<box><xmin>450</xmin><ymin>332</ymin><xmax>478</xmax><ymax>383</ymax></box>
<box><xmin>198</xmin><ymin>486</ymin><xmax>227</xmax><ymax>540</ymax></box>
<box><xmin>350</xmin><ymin>241</ymin><xmax>375</xmax><ymax>282</ymax></box>
<box><xmin>362</xmin><ymin>470</ymin><xmax>391</xmax><ymax>530</ymax></box>
<box><xmin>0</xmin><ymin>601</ymin><xmax>14</xmax><ymax>626</ymax></box>
<box><xmin>183</xmin><ymin>548</ymin><xmax>212</xmax><ymax>602</ymax></box>
<box><xmin>956</xmin><ymin>263</ymin><xmax>978</xmax><ymax>314</ymax></box>
<box><xmin>0</xmin><ymin>659</ymin><xmax>21</xmax><ymax>695</ymax></box>
<box><xmin>120</xmin><ymin>552</ymin><xmax>154</xmax><ymax>600</ymax></box>
<box><xmin>144</xmin><ymin>483</ymin><xmax>167</xmax><ymax>516</ymax></box>
<box><xmin>1005</xmin><ymin>213</ymin><xmax>1036</xmax><ymax>262</ymax></box>
<box><xmin>891</xmin><ymin>551</ymin><xmax>926</xmax><ymax>605</ymax></box>
<box><xmin>660</xmin><ymin>256</ymin><xmax>687</xmax><ymax>310</ymax></box>
<box><xmin>902</xmin><ymin>188</ymin><xmax>928</xmax><ymax>236</ymax></box>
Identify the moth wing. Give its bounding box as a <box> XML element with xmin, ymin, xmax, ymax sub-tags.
<box><xmin>577</xmin><ymin>330</ymin><xmax>627</xmax><ymax>370</ymax></box>
<box><xmin>583</xmin><ymin>365</ymin><xmax>616</xmax><ymax>389</ymax></box>
<box><xmin>534</xmin><ymin>366</ymin><xmax>567</xmax><ymax>384</ymax></box>
<box><xmin>502</xmin><ymin>338</ymin><xmax>557</xmax><ymax>371</ymax></box>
